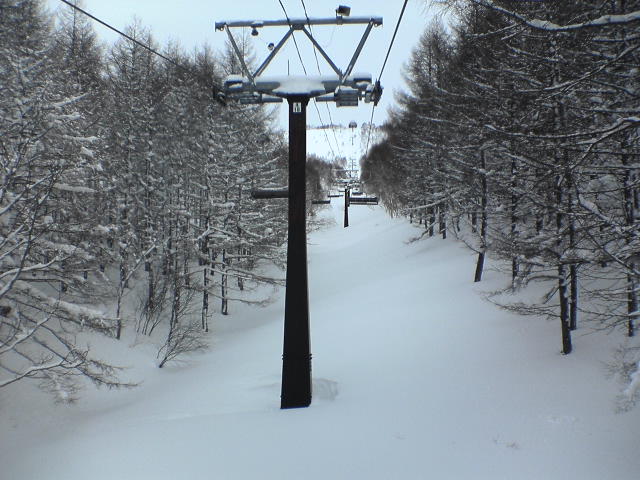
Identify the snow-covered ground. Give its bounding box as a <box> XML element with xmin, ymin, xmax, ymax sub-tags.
<box><xmin>2</xmin><ymin>200</ymin><xmax>639</xmax><ymax>479</ymax></box>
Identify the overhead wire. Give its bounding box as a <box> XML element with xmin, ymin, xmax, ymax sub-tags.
<box><xmin>364</xmin><ymin>0</ymin><xmax>409</xmax><ymax>159</ymax></box>
<box><xmin>57</xmin><ymin>0</ymin><xmax>369</xmax><ymax>159</ymax></box>
<box><xmin>378</xmin><ymin>0</ymin><xmax>409</xmax><ymax>82</ymax></box>
<box><xmin>299</xmin><ymin>0</ymin><xmax>341</xmax><ymax>161</ymax></box>
<box><xmin>57</xmin><ymin>0</ymin><xmax>225</xmax><ymax>102</ymax></box>
<box><xmin>277</xmin><ymin>0</ymin><xmax>307</xmax><ymax>75</ymax></box>
<box><xmin>56</xmin><ymin>0</ymin><xmax>276</xmax><ymax>138</ymax></box>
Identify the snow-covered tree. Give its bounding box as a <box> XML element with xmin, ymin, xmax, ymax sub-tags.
<box><xmin>364</xmin><ymin>0</ymin><xmax>640</xmax><ymax>365</ymax></box>
<box><xmin>0</xmin><ymin>0</ymin><xmax>123</xmax><ymax>401</ymax></box>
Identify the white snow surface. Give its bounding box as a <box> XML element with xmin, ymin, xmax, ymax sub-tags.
<box><xmin>1</xmin><ymin>201</ymin><xmax>639</xmax><ymax>479</ymax></box>
<box><xmin>269</xmin><ymin>75</ymin><xmax>335</xmax><ymax>96</ymax></box>
<box><xmin>225</xmin><ymin>74</ymin><xmax>373</xmax><ymax>96</ymax></box>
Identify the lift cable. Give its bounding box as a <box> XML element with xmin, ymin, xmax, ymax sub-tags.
<box><xmin>378</xmin><ymin>0</ymin><xmax>409</xmax><ymax>82</ymax></box>
<box><xmin>57</xmin><ymin>0</ymin><xmax>225</xmax><ymax>102</ymax></box>
<box><xmin>364</xmin><ymin>0</ymin><xmax>409</xmax><ymax>159</ymax></box>
<box><xmin>299</xmin><ymin>0</ymin><xmax>342</xmax><ymax>161</ymax></box>
<box><xmin>277</xmin><ymin>0</ymin><xmax>308</xmax><ymax>75</ymax></box>
<box><xmin>58</xmin><ymin>0</ymin><xmax>280</xmax><ymax>169</ymax></box>
<box><xmin>56</xmin><ymin>0</ymin><xmax>281</xmax><ymax>139</ymax></box>
<box><xmin>363</xmin><ymin>103</ymin><xmax>376</xmax><ymax>162</ymax></box>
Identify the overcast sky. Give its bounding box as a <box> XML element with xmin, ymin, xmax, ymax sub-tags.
<box><xmin>46</xmin><ymin>0</ymin><xmax>447</xmax><ymax>133</ymax></box>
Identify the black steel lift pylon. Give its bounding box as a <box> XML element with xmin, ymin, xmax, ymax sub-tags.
<box><xmin>216</xmin><ymin>10</ymin><xmax>382</xmax><ymax>409</ymax></box>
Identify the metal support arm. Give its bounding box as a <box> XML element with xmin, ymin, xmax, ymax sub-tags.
<box><xmin>218</xmin><ymin>15</ymin><xmax>382</xmax><ymax>87</ymax></box>
<box><xmin>300</xmin><ymin>27</ymin><xmax>343</xmax><ymax>78</ymax></box>
<box><xmin>225</xmin><ymin>28</ymin><xmax>255</xmax><ymax>86</ymax></box>
<box><xmin>255</xmin><ymin>27</ymin><xmax>295</xmax><ymax>77</ymax></box>
<box><xmin>342</xmin><ymin>20</ymin><xmax>375</xmax><ymax>83</ymax></box>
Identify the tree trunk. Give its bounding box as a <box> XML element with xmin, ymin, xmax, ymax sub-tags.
<box><xmin>171</xmin><ymin>253</ymin><xmax>181</xmax><ymax>327</ymax></box>
<box><xmin>428</xmin><ymin>206</ymin><xmax>435</xmax><ymax>237</ymax></box>
<box><xmin>221</xmin><ymin>248</ymin><xmax>228</xmax><ymax>315</ymax></box>
<box><xmin>475</xmin><ymin>150</ymin><xmax>488</xmax><ymax>283</ymax></box>
<box><xmin>146</xmin><ymin>262</ymin><xmax>154</xmax><ymax>334</ymax></box>
<box><xmin>202</xmin><ymin>254</ymin><xmax>209</xmax><ymax>332</ymax></box>
<box><xmin>628</xmin><ymin>270</ymin><xmax>637</xmax><ymax>337</ymax></box>
<box><xmin>552</xmin><ymin>43</ymin><xmax>574</xmax><ymax>348</ymax></box>
<box><xmin>474</xmin><ymin>252</ymin><xmax>485</xmax><ymax>284</ymax></box>
<box><xmin>566</xmin><ymin>167</ymin><xmax>578</xmax><ymax>331</ymax></box>
<box><xmin>558</xmin><ymin>263</ymin><xmax>573</xmax><ymax>354</ymax></box>
<box><xmin>623</xmin><ymin>156</ymin><xmax>637</xmax><ymax>337</ymax></box>
<box><xmin>569</xmin><ymin>264</ymin><xmax>578</xmax><ymax>331</ymax></box>
<box><xmin>510</xmin><ymin>156</ymin><xmax>519</xmax><ymax>288</ymax></box>
<box><xmin>556</xmin><ymin>176</ymin><xmax>572</xmax><ymax>354</ymax></box>
<box><xmin>115</xmin><ymin>294</ymin><xmax>123</xmax><ymax>340</ymax></box>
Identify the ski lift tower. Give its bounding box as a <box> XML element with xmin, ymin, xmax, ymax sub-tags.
<box><xmin>216</xmin><ymin>7</ymin><xmax>382</xmax><ymax>409</ymax></box>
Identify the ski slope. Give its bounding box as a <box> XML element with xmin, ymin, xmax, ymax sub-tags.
<box><xmin>2</xmin><ymin>200</ymin><xmax>639</xmax><ymax>479</ymax></box>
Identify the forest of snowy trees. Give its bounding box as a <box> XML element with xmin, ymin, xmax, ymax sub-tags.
<box><xmin>362</xmin><ymin>0</ymin><xmax>640</xmax><ymax>406</ymax></box>
<box><xmin>3</xmin><ymin>0</ymin><xmax>640</xmax><ymax>410</ymax></box>
<box><xmin>0</xmin><ymin>0</ymin><xmax>339</xmax><ymax>401</ymax></box>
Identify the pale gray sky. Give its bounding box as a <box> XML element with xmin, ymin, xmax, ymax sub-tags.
<box><xmin>46</xmin><ymin>0</ymin><xmax>446</xmax><ymax>134</ymax></box>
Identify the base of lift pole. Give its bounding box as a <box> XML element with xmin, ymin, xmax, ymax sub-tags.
<box><xmin>281</xmin><ymin>353</ymin><xmax>312</xmax><ymax>409</ymax></box>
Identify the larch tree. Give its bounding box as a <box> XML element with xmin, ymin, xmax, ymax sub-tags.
<box><xmin>0</xmin><ymin>0</ymin><xmax>125</xmax><ymax>401</ymax></box>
